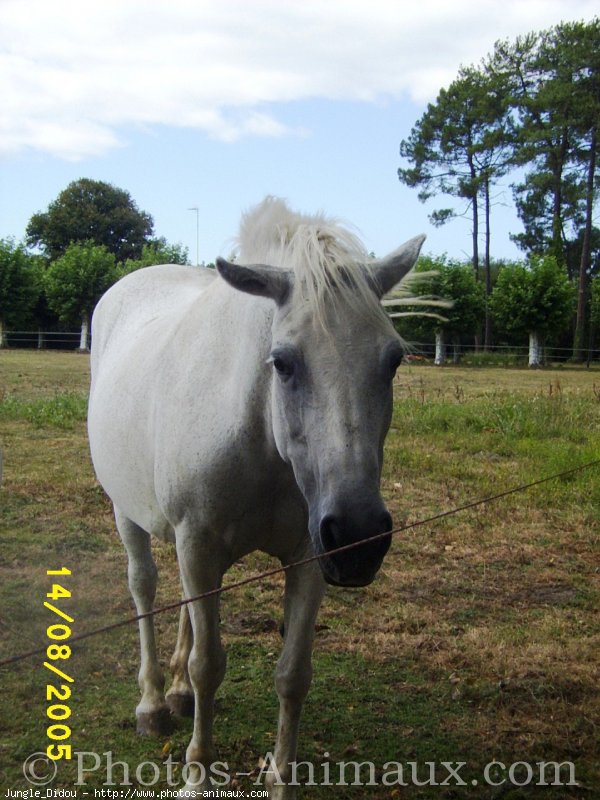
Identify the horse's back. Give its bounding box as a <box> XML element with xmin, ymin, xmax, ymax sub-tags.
<box><xmin>91</xmin><ymin>264</ymin><xmax>216</xmax><ymax>373</ymax></box>
<box><xmin>89</xmin><ymin>264</ymin><xmax>218</xmax><ymax>537</ymax></box>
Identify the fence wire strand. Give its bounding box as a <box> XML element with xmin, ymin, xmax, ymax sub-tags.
<box><xmin>1</xmin><ymin>458</ymin><xmax>598</xmax><ymax>669</ymax></box>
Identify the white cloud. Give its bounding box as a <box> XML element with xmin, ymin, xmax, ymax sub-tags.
<box><xmin>0</xmin><ymin>0</ymin><xmax>597</xmax><ymax>159</ymax></box>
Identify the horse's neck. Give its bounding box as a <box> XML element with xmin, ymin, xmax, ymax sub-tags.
<box><xmin>194</xmin><ymin>281</ymin><xmax>278</xmax><ymax>443</ymax></box>
<box><xmin>209</xmin><ymin>280</ymin><xmax>275</xmax><ymax>362</ymax></box>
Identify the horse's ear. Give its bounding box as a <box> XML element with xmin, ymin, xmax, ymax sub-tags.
<box><xmin>216</xmin><ymin>258</ymin><xmax>292</xmax><ymax>305</ymax></box>
<box><xmin>368</xmin><ymin>234</ymin><xmax>426</xmax><ymax>298</ymax></box>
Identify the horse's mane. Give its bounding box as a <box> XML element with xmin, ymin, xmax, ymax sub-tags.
<box><xmin>234</xmin><ymin>196</ymin><xmax>391</xmax><ymax>330</ymax></box>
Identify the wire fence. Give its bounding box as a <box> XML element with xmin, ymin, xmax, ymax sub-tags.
<box><xmin>405</xmin><ymin>341</ymin><xmax>600</xmax><ymax>365</ymax></box>
<box><xmin>1</xmin><ymin>457</ymin><xmax>598</xmax><ymax>670</ymax></box>
<box><xmin>2</xmin><ymin>331</ymin><xmax>600</xmax><ymax>364</ymax></box>
<box><xmin>2</xmin><ymin>330</ymin><xmax>85</xmax><ymax>349</ymax></box>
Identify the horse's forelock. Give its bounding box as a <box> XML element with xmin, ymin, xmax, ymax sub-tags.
<box><xmin>235</xmin><ymin>197</ymin><xmax>391</xmax><ymax>332</ymax></box>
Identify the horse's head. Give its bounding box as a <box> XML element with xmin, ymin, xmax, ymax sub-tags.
<box><xmin>217</xmin><ymin>234</ymin><xmax>424</xmax><ymax>587</ymax></box>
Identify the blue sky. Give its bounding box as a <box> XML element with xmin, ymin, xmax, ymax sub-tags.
<box><xmin>1</xmin><ymin>0</ymin><xmax>597</xmax><ymax>265</ymax></box>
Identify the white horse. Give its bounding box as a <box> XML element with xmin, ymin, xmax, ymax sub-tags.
<box><xmin>88</xmin><ymin>197</ymin><xmax>424</xmax><ymax>798</ymax></box>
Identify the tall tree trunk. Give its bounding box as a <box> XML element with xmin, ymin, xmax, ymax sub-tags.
<box><xmin>434</xmin><ymin>330</ymin><xmax>446</xmax><ymax>366</ymax></box>
<box><xmin>452</xmin><ymin>338</ymin><xmax>461</xmax><ymax>364</ymax></box>
<box><xmin>573</xmin><ymin>128</ymin><xmax>597</xmax><ymax>361</ymax></box>
<box><xmin>586</xmin><ymin>319</ymin><xmax>596</xmax><ymax>369</ymax></box>
<box><xmin>550</xmin><ymin>128</ymin><xmax>569</xmax><ymax>271</ymax></box>
<box><xmin>468</xmin><ymin>161</ymin><xmax>480</xmax><ymax>283</ymax></box>
<box><xmin>0</xmin><ymin>317</ymin><xmax>7</xmax><ymax>348</ymax></box>
<box><xmin>37</xmin><ymin>328</ymin><xmax>45</xmax><ymax>350</ymax></box>
<box><xmin>528</xmin><ymin>331</ymin><xmax>543</xmax><ymax>367</ymax></box>
<box><xmin>467</xmin><ymin>149</ymin><xmax>481</xmax><ymax>350</ymax></box>
<box><xmin>484</xmin><ymin>175</ymin><xmax>493</xmax><ymax>351</ymax></box>
<box><xmin>79</xmin><ymin>313</ymin><xmax>90</xmax><ymax>352</ymax></box>
<box><xmin>472</xmin><ymin>198</ymin><xmax>480</xmax><ymax>284</ymax></box>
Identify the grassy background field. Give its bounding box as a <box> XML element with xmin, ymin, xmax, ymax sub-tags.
<box><xmin>1</xmin><ymin>350</ymin><xmax>599</xmax><ymax>798</ymax></box>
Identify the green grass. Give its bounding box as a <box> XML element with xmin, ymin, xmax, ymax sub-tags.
<box><xmin>0</xmin><ymin>392</ymin><xmax>88</xmax><ymax>428</ymax></box>
<box><xmin>393</xmin><ymin>390</ymin><xmax>597</xmax><ymax>441</ymax></box>
<box><xmin>1</xmin><ymin>352</ymin><xmax>599</xmax><ymax>798</ymax></box>
<box><xmin>459</xmin><ymin>350</ymin><xmax>525</xmax><ymax>368</ymax></box>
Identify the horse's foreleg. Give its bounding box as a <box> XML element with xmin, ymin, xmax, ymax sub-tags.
<box><xmin>268</xmin><ymin>560</ymin><xmax>325</xmax><ymax>800</ymax></box>
<box><xmin>114</xmin><ymin>508</ymin><xmax>171</xmax><ymax>736</ymax></box>
<box><xmin>166</xmin><ymin>603</ymin><xmax>195</xmax><ymax>717</ymax></box>
<box><xmin>176</xmin><ymin>530</ymin><xmax>226</xmax><ymax>793</ymax></box>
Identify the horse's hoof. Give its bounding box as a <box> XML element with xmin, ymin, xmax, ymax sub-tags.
<box><xmin>166</xmin><ymin>691</ymin><xmax>195</xmax><ymax>718</ymax></box>
<box><xmin>136</xmin><ymin>706</ymin><xmax>173</xmax><ymax>736</ymax></box>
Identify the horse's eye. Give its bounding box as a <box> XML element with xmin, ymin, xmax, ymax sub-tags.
<box><xmin>273</xmin><ymin>356</ymin><xmax>294</xmax><ymax>378</ymax></box>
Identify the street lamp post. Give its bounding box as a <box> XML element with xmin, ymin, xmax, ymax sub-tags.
<box><xmin>188</xmin><ymin>206</ymin><xmax>199</xmax><ymax>266</ymax></box>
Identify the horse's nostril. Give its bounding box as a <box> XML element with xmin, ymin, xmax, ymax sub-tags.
<box><xmin>319</xmin><ymin>514</ymin><xmax>341</xmax><ymax>553</ymax></box>
<box><xmin>320</xmin><ymin>510</ymin><xmax>391</xmax><ymax>554</ymax></box>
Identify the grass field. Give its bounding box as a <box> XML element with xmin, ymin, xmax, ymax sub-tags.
<box><xmin>1</xmin><ymin>350</ymin><xmax>599</xmax><ymax>798</ymax></box>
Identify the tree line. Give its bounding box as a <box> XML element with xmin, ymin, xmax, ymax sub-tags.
<box><xmin>398</xmin><ymin>17</ymin><xmax>600</xmax><ymax>359</ymax></box>
<box><xmin>1</xmin><ymin>172</ymin><xmax>598</xmax><ymax>365</ymax></box>
<box><xmin>0</xmin><ymin>179</ymin><xmax>189</xmax><ymax>350</ymax></box>
<box><xmin>388</xmin><ymin>254</ymin><xmax>596</xmax><ymax>367</ymax></box>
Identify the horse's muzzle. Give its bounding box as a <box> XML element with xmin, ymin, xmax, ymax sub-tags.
<box><xmin>317</xmin><ymin>507</ymin><xmax>393</xmax><ymax>587</ymax></box>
